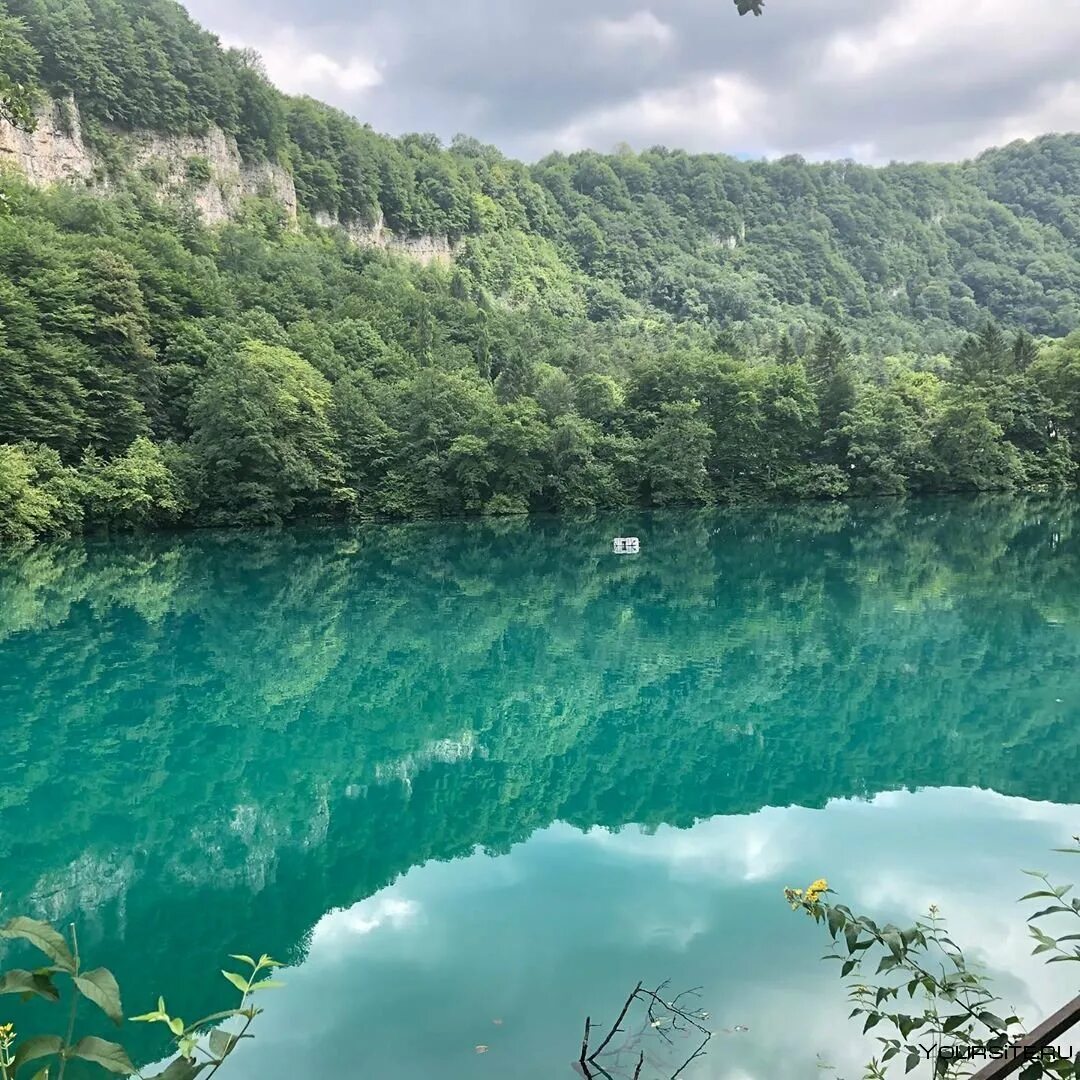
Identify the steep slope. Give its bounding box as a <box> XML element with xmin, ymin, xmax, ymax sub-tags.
<box><xmin>1</xmin><ymin>0</ymin><xmax>1079</xmax><ymax>545</ymax></box>
<box><xmin>3</xmin><ymin>0</ymin><xmax>1080</xmax><ymax>348</ymax></box>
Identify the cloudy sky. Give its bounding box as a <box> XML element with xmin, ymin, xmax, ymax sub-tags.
<box><xmin>182</xmin><ymin>0</ymin><xmax>1080</xmax><ymax>163</ymax></box>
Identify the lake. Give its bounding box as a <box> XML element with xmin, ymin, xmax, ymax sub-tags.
<box><xmin>1</xmin><ymin>495</ymin><xmax>1078</xmax><ymax>1078</ymax></box>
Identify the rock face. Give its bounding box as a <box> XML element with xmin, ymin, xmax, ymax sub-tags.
<box><xmin>0</xmin><ymin>94</ymin><xmax>95</xmax><ymax>187</ymax></box>
<box><xmin>125</xmin><ymin>126</ymin><xmax>298</xmax><ymax>225</ymax></box>
<box><xmin>0</xmin><ymin>97</ymin><xmax>454</xmax><ymax>263</ymax></box>
<box><xmin>313</xmin><ymin>209</ymin><xmax>456</xmax><ymax>265</ymax></box>
<box><xmin>0</xmin><ymin>95</ymin><xmax>297</xmax><ymax>224</ymax></box>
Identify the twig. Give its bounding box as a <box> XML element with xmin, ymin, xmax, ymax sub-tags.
<box><xmin>580</xmin><ymin>1016</ymin><xmax>592</xmax><ymax>1065</ymax></box>
<box><xmin>633</xmin><ymin>1051</ymin><xmax>645</xmax><ymax>1079</ymax></box>
<box><xmin>588</xmin><ymin>981</ymin><xmax>643</xmax><ymax>1063</ymax></box>
<box><xmin>670</xmin><ymin>1035</ymin><xmax>710</xmax><ymax>1080</ymax></box>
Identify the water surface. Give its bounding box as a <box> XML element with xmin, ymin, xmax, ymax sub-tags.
<box><xmin>1</xmin><ymin>497</ymin><xmax>1078</xmax><ymax>1077</ymax></box>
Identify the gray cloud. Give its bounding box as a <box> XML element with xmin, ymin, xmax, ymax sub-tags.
<box><xmin>183</xmin><ymin>0</ymin><xmax>1080</xmax><ymax>162</ymax></box>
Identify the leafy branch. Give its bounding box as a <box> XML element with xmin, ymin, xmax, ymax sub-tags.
<box><xmin>0</xmin><ymin>900</ymin><xmax>280</xmax><ymax>1080</ymax></box>
<box><xmin>785</xmin><ymin>843</ymin><xmax>1080</xmax><ymax>1079</ymax></box>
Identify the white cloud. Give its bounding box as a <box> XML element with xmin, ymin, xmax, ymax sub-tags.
<box><xmin>309</xmin><ymin>894</ymin><xmax>420</xmax><ymax>949</ymax></box>
<box><xmin>539</xmin><ymin>72</ymin><xmax>766</xmax><ymax>155</ymax></box>
<box><xmin>223</xmin><ymin>27</ymin><xmax>382</xmax><ymax>97</ymax></box>
<box><xmin>189</xmin><ymin>0</ymin><xmax>1080</xmax><ymax>166</ymax></box>
<box><xmin>593</xmin><ymin>10</ymin><xmax>674</xmax><ymax>51</ymax></box>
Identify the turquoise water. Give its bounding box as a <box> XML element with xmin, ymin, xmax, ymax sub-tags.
<box><xmin>1</xmin><ymin>496</ymin><xmax>1078</xmax><ymax>1078</ymax></box>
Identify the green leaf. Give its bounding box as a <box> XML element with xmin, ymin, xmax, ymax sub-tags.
<box><xmin>826</xmin><ymin>906</ymin><xmax>844</xmax><ymax>940</ymax></box>
<box><xmin>229</xmin><ymin>954</ymin><xmax>256</xmax><ymax>968</ymax></box>
<box><xmin>209</xmin><ymin>1029</ymin><xmax>237</xmax><ymax>1058</ymax></box>
<box><xmin>862</xmin><ymin>1013</ymin><xmax>882</xmax><ymax>1034</ymax></box>
<box><xmin>1028</xmin><ymin>905</ymin><xmax>1073</xmax><ymax>921</ymax></box>
<box><xmin>69</xmin><ymin>1036</ymin><xmax>135</xmax><ymax>1075</ymax></box>
<box><xmin>0</xmin><ymin>918</ymin><xmax>76</xmax><ymax>973</ymax></box>
<box><xmin>222</xmin><ymin>970</ymin><xmax>249</xmax><ymax>994</ymax></box>
<box><xmin>168</xmin><ymin>1016</ymin><xmax>185</xmax><ymax>1036</ymax></box>
<box><xmin>941</xmin><ymin>1014</ymin><xmax>967</xmax><ymax>1033</ymax></box>
<box><xmin>249</xmin><ymin>978</ymin><xmax>284</xmax><ymax>992</ymax></box>
<box><xmin>0</xmin><ymin>969</ymin><xmax>60</xmax><ymax>1002</ymax></box>
<box><xmin>844</xmin><ymin>922</ymin><xmax>859</xmax><ymax>954</ymax></box>
<box><xmin>883</xmin><ymin>930</ymin><xmax>904</xmax><ymax>959</ymax></box>
<box><xmin>978</xmin><ymin>1011</ymin><xmax>1007</xmax><ymax>1030</ymax></box>
<box><xmin>12</xmin><ymin>1034</ymin><xmax>63</xmax><ymax>1072</ymax></box>
<box><xmin>75</xmin><ymin>967</ymin><xmax>124</xmax><ymax>1025</ymax></box>
<box><xmin>841</xmin><ymin>959</ymin><xmax>856</xmax><ymax>977</ymax></box>
<box><xmin>906</xmin><ymin>1052</ymin><xmax>921</xmax><ymax>1074</ymax></box>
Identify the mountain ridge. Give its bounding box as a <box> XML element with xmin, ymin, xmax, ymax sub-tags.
<box><xmin>1</xmin><ymin>0</ymin><xmax>1079</xmax><ymax>544</ymax></box>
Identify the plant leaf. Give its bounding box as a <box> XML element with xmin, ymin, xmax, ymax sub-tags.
<box><xmin>229</xmin><ymin>954</ymin><xmax>256</xmax><ymax>968</ymax></box>
<box><xmin>827</xmin><ymin>906</ymin><xmax>844</xmax><ymax>940</ymax></box>
<box><xmin>75</xmin><ymin>967</ymin><xmax>124</xmax><ymax>1025</ymax></box>
<box><xmin>69</xmin><ymin>1036</ymin><xmax>135</xmax><ymax>1075</ymax></box>
<box><xmin>249</xmin><ymin>978</ymin><xmax>284</xmax><ymax>992</ymax></box>
<box><xmin>13</xmin><ymin>1034</ymin><xmax>63</xmax><ymax>1072</ymax></box>
<box><xmin>1028</xmin><ymin>905</ymin><xmax>1073</xmax><ymax>921</ymax></box>
<box><xmin>0</xmin><ymin>969</ymin><xmax>60</xmax><ymax>1002</ymax></box>
<box><xmin>209</xmin><ymin>1029</ymin><xmax>237</xmax><ymax>1058</ymax></box>
<box><xmin>145</xmin><ymin>1059</ymin><xmax>209</xmax><ymax>1080</ymax></box>
<box><xmin>0</xmin><ymin>918</ymin><xmax>76</xmax><ymax>973</ymax></box>
<box><xmin>130</xmin><ymin>1010</ymin><xmax>168</xmax><ymax>1023</ymax></box>
<box><xmin>222</xmin><ymin>970</ymin><xmax>249</xmax><ymax>994</ymax></box>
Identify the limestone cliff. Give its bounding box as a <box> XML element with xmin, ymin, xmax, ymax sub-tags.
<box><xmin>0</xmin><ymin>94</ymin><xmax>297</xmax><ymax>224</ymax></box>
<box><xmin>0</xmin><ymin>95</ymin><xmax>95</xmax><ymax>187</ymax></box>
<box><xmin>0</xmin><ymin>96</ymin><xmax>454</xmax><ymax>263</ymax></box>
<box><xmin>313</xmin><ymin>209</ymin><xmax>457</xmax><ymax>266</ymax></box>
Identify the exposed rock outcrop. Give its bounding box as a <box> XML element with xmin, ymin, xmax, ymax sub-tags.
<box><xmin>0</xmin><ymin>94</ymin><xmax>95</xmax><ymax>187</ymax></box>
<box><xmin>313</xmin><ymin>209</ymin><xmax>456</xmax><ymax>265</ymax></box>
<box><xmin>0</xmin><ymin>95</ymin><xmax>297</xmax><ymax>224</ymax></box>
<box><xmin>125</xmin><ymin>126</ymin><xmax>297</xmax><ymax>224</ymax></box>
<box><xmin>1</xmin><ymin>97</ymin><xmax>454</xmax><ymax>263</ymax></box>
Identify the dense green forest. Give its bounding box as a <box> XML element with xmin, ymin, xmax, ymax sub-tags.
<box><xmin>2</xmin><ymin>0</ymin><xmax>1080</xmax><ymax>545</ymax></box>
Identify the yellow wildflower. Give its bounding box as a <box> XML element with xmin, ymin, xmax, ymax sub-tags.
<box><xmin>805</xmin><ymin>878</ymin><xmax>829</xmax><ymax>903</ymax></box>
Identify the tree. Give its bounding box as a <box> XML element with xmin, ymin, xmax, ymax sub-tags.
<box><xmin>0</xmin><ymin>12</ymin><xmax>39</xmax><ymax>129</ymax></box>
<box><xmin>806</xmin><ymin>325</ymin><xmax>850</xmax><ymax>387</ymax></box>
<box><xmin>953</xmin><ymin>322</ymin><xmax>1009</xmax><ymax>383</ymax></box>
<box><xmin>189</xmin><ymin>341</ymin><xmax>346</xmax><ymax>524</ymax></box>
<box><xmin>645</xmin><ymin>401</ymin><xmax>713</xmax><ymax>505</ymax></box>
<box><xmin>0</xmin><ymin>442</ymin><xmax>75</xmax><ymax>541</ymax></box>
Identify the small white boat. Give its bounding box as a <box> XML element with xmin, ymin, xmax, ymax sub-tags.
<box><xmin>612</xmin><ymin>537</ymin><xmax>640</xmax><ymax>554</ymax></box>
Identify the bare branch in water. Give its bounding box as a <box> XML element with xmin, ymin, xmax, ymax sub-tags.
<box><xmin>577</xmin><ymin>980</ymin><xmax>713</xmax><ymax>1079</ymax></box>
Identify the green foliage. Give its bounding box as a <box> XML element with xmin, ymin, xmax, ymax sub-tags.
<box><xmin>787</xmin><ymin>840</ymin><xmax>1080</xmax><ymax>1078</ymax></box>
<box><xmin>0</xmin><ymin>0</ymin><xmax>1079</xmax><ymax>543</ymax></box>
<box><xmin>0</xmin><ymin>910</ymin><xmax>277</xmax><ymax>1080</ymax></box>
<box><xmin>184</xmin><ymin>156</ymin><xmax>211</xmax><ymax>186</ymax></box>
<box><xmin>0</xmin><ymin>156</ymin><xmax>1077</xmax><ymax>544</ymax></box>
<box><xmin>0</xmin><ymin>11</ymin><xmax>38</xmax><ymax>129</ymax></box>
<box><xmin>189</xmin><ymin>342</ymin><xmax>347</xmax><ymax>525</ymax></box>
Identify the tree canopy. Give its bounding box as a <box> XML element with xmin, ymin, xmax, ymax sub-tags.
<box><xmin>0</xmin><ymin>0</ymin><xmax>1078</xmax><ymax>544</ymax></box>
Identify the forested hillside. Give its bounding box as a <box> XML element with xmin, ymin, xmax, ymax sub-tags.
<box><xmin>1</xmin><ymin>0</ymin><xmax>1080</xmax><ymax>544</ymax></box>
